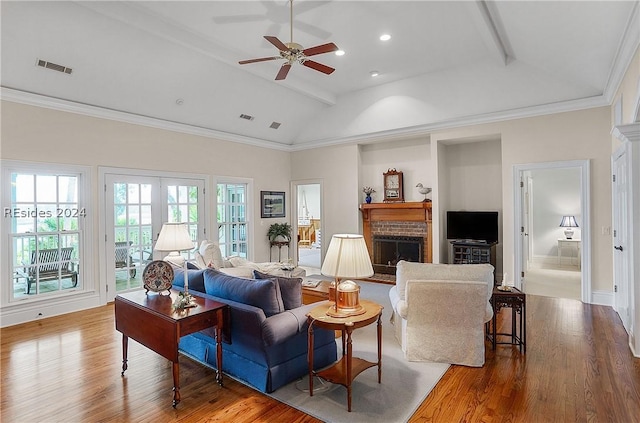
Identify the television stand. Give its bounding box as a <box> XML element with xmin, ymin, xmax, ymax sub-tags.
<box><xmin>450</xmin><ymin>240</ymin><xmax>497</xmax><ymax>281</ymax></box>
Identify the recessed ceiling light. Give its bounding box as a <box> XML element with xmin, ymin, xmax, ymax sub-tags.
<box><xmin>379</xmin><ymin>34</ymin><xmax>391</xmax><ymax>41</ymax></box>
<box><xmin>370</xmin><ymin>71</ymin><xmax>379</xmax><ymax>77</ymax></box>
<box><xmin>335</xmin><ymin>50</ymin><xmax>345</xmax><ymax>56</ymax></box>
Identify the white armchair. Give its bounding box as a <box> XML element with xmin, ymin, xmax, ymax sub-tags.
<box><xmin>389</xmin><ymin>261</ymin><xmax>494</xmax><ymax>367</ymax></box>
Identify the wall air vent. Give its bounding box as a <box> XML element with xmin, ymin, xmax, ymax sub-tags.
<box><xmin>269</xmin><ymin>122</ymin><xmax>281</xmax><ymax>129</ymax></box>
<box><xmin>36</xmin><ymin>59</ymin><xmax>72</xmax><ymax>74</ymax></box>
<box><xmin>239</xmin><ymin>114</ymin><xmax>254</xmax><ymax>121</ymax></box>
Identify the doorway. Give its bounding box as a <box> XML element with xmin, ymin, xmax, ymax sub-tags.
<box><xmin>514</xmin><ymin>160</ymin><xmax>590</xmax><ymax>303</ymax></box>
<box><xmin>102</xmin><ymin>171</ymin><xmax>205</xmax><ymax>301</ymax></box>
<box><xmin>292</xmin><ymin>182</ymin><xmax>322</xmax><ymax>273</ymax></box>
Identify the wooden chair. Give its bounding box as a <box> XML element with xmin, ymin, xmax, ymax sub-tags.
<box><xmin>21</xmin><ymin>247</ymin><xmax>78</xmax><ymax>294</ymax></box>
<box><xmin>115</xmin><ymin>241</ymin><xmax>136</xmax><ymax>278</ymax></box>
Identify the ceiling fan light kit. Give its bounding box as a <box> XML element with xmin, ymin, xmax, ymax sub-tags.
<box><xmin>238</xmin><ymin>0</ymin><xmax>339</xmax><ymax>81</ymax></box>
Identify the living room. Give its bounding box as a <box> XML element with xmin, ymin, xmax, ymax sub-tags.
<box><xmin>1</xmin><ymin>1</ymin><xmax>640</xmax><ymax>421</ymax></box>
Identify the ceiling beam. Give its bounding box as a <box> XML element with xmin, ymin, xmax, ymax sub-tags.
<box><xmin>468</xmin><ymin>0</ymin><xmax>511</xmax><ymax>66</ymax></box>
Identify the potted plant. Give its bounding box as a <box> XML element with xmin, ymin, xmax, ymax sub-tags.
<box><xmin>267</xmin><ymin>222</ymin><xmax>292</xmax><ymax>242</ymax></box>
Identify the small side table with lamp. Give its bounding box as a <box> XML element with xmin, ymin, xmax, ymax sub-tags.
<box><xmin>306</xmin><ymin>234</ymin><xmax>384</xmax><ymax>412</ymax></box>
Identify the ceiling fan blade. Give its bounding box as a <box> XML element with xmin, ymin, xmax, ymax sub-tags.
<box><xmin>302</xmin><ymin>60</ymin><xmax>335</xmax><ymax>75</ymax></box>
<box><xmin>302</xmin><ymin>42</ymin><xmax>339</xmax><ymax>57</ymax></box>
<box><xmin>264</xmin><ymin>36</ymin><xmax>289</xmax><ymax>52</ymax></box>
<box><xmin>239</xmin><ymin>56</ymin><xmax>280</xmax><ymax>65</ymax></box>
<box><xmin>275</xmin><ymin>63</ymin><xmax>292</xmax><ymax>80</ymax></box>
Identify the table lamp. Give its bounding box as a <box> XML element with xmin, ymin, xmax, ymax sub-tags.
<box><xmin>559</xmin><ymin>215</ymin><xmax>579</xmax><ymax>239</ymax></box>
<box><xmin>155</xmin><ymin>222</ymin><xmax>195</xmax><ymax>307</ymax></box>
<box><xmin>320</xmin><ymin>234</ymin><xmax>374</xmax><ymax>317</ymax></box>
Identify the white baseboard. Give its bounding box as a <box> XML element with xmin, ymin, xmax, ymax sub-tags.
<box><xmin>591</xmin><ymin>290</ymin><xmax>614</xmax><ymax>306</ymax></box>
<box><xmin>1</xmin><ymin>292</ymin><xmax>101</xmax><ymax>327</ymax></box>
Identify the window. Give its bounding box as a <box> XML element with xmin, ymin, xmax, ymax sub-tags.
<box><xmin>4</xmin><ymin>168</ymin><xmax>87</xmax><ymax>300</ymax></box>
<box><xmin>217</xmin><ymin>183</ymin><xmax>248</xmax><ymax>258</ymax></box>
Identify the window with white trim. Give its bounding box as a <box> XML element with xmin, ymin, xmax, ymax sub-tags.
<box><xmin>217</xmin><ymin>183</ymin><xmax>248</xmax><ymax>258</ymax></box>
<box><xmin>3</xmin><ymin>166</ymin><xmax>88</xmax><ymax>300</ymax></box>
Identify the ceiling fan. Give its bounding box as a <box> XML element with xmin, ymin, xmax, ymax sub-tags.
<box><xmin>238</xmin><ymin>0</ymin><xmax>339</xmax><ymax>81</ymax></box>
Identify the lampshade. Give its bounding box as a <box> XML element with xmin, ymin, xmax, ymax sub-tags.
<box><xmin>321</xmin><ymin>234</ymin><xmax>373</xmax><ymax>317</ymax></box>
<box><xmin>559</xmin><ymin>216</ymin><xmax>579</xmax><ymax>228</ymax></box>
<box><xmin>321</xmin><ymin>234</ymin><xmax>374</xmax><ymax>279</ymax></box>
<box><xmin>559</xmin><ymin>216</ymin><xmax>579</xmax><ymax>240</ymax></box>
<box><xmin>154</xmin><ymin>223</ymin><xmax>194</xmax><ymax>252</ymax></box>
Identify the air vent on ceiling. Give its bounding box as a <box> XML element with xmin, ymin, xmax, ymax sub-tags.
<box><xmin>239</xmin><ymin>114</ymin><xmax>254</xmax><ymax>121</ymax></box>
<box><xmin>36</xmin><ymin>59</ymin><xmax>72</xmax><ymax>74</ymax></box>
<box><xmin>269</xmin><ymin>122</ymin><xmax>281</xmax><ymax>130</ymax></box>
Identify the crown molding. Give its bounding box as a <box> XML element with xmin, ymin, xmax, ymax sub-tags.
<box><xmin>612</xmin><ymin>122</ymin><xmax>640</xmax><ymax>143</ymax></box>
<box><xmin>0</xmin><ymin>87</ymin><xmax>292</xmax><ymax>152</ymax></box>
<box><xmin>603</xmin><ymin>1</ymin><xmax>640</xmax><ymax>103</ymax></box>
<box><xmin>2</xmin><ymin>87</ymin><xmax>613</xmax><ymax>153</ymax></box>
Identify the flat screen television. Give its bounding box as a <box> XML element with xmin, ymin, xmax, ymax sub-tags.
<box><xmin>446</xmin><ymin>211</ymin><xmax>499</xmax><ymax>243</ymax></box>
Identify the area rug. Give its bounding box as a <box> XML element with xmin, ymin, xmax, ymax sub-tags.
<box><xmin>269</xmin><ymin>279</ymin><xmax>450</xmax><ymax>423</ymax></box>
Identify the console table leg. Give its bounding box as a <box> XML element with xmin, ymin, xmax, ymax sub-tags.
<box><xmin>172</xmin><ymin>361</ymin><xmax>180</xmax><ymax>407</ymax></box>
<box><xmin>215</xmin><ymin>324</ymin><xmax>224</xmax><ymax>386</ymax></box>
<box><xmin>121</xmin><ymin>335</ymin><xmax>128</xmax><ymax>376</ymax></box>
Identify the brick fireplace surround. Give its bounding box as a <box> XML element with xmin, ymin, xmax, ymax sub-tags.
<box><xmin>360</xmin><ymin>202</ymin><xmax>433</xmax><ymax>267</ymax></box>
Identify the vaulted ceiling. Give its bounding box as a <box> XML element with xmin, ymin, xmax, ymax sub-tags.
<box><xmin>1</xmin><ymin>1</ymin><xmax>638</xmax><ymax>150</ymax></box>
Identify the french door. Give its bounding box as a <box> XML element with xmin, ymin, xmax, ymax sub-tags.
<box><xmin>105</xmin><ymin>174</ymin><xmax>205</xmax><ymax>300</ymax></box>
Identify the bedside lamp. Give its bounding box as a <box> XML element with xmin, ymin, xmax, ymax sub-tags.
<box><xmin>559</xmin><ymin>215</ymin><xmax>579</xmax><ymax>239</ymax></box>
<box><xmin>321</xmin><ymin>234</ymin><xmax>374</xmax><ymax>317</ymax></box>
<box><xmin>155</xmin><ymin>223</ymin><xmax>195</xmax><ymax>306</ymax></box>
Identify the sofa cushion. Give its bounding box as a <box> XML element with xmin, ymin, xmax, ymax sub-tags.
<box><xmin>253</xmin><ymin>270</ymin><xmax>303</xmax><ymax>310</ymax></box>
<box><xmin>172</xmin><ymin>268</ymin><xmax>206</xmax><ymax>293</ymax></box>
<box><xmin>203</xmin><ymin>268</ymin><xmax>284</xmax><ymax>317</ymax></box>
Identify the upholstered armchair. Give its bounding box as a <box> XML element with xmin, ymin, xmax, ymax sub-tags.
<box><xmin>389</xmin><ymin>261</ymin><xmax>494</xmax><ymax>367</ymax></box>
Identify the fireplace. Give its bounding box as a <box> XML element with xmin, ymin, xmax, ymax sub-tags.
<box><xmin>360</xmin><ymin>202</ymin><xmax>432</xmax><ymax>280</ymax></box>
<box><xmin>373</xmin><ymin>235</ymin><xmax>424</xmax><ymax>274</ymax></box>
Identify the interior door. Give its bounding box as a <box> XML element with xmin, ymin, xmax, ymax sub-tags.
<box><xmin>612</xmin><ymin>146</ymin><xmax>631</xmax><ymax>334</ymax></box>
<box><xmin>294</xmin><ymin>182</ymin><xmax>322</xmax><ymax>269</ymax></box>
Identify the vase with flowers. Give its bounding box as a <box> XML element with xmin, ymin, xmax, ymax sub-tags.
<box><xmin>362</xmin><ymin>186</ymin><xmax>375</xmax><ymax>203</ymax></box>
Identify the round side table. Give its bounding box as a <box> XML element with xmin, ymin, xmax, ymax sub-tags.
<box><xmin>306</xmin><ymin>299</ymin><xmax>383</xmax><ymax>412</ymax></box>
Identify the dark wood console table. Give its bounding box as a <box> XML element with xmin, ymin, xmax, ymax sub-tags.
<box><xmin>115</xmin><ymin>289</ymin><xmax>229</xmax><ymax>407</ymax></box>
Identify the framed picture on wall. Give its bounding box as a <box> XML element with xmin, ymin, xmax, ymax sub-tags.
<box><xmin>261</xmin><ymin>191</ymin><xmax>285</xmax><ymax>218</ymax></box>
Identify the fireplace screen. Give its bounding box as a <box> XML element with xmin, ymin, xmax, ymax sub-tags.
<box><xmin>373</xmin><ymin>235</ymin><xmax>423</xmax><ymax>275</ymax></box>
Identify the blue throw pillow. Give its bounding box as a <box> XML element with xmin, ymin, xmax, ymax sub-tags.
<box><xmin>253</xmin><ymin>270</ymin><xmax>302</xmax><ymax>310</ymax></box>
<box><xmin>203</xmin><ymin>269</ymin><xmax>284</xmax><ymax>317</ymax></box>
<box><xmin>172</xmin><ymin>268</ymin><xmax>206</xmax><ymax>293</ymax></box>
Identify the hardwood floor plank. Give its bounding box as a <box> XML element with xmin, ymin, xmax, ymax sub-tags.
<box><xmin>2</xmin><ymin>295</ymin><xmax>639</xmax><ymax>422</ymax></box>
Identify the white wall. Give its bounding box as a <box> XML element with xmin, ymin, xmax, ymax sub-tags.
<box><xmin>530</xmin><ymin>167</ymin><xmax>581</xmax><ymax>258</ymax></box>
<box><xmin>359</xmin><ymin>138</ymin><xmax>432</xmax><ymax>203</ymax></box>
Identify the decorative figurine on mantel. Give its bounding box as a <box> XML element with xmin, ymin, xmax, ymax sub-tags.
<box><xmin>416</xmin><ymin>183</ymin><xmax>432</xmax><ymax>202</ymax></box>
<box><xmin>362</xmin><ymin>186</ymin><xmax>375</xmax><ymax>203</ymax></box>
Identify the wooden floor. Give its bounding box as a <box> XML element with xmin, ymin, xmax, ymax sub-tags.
<box><xmin>2</xmin><ymin>295</ymin><xmax>639</xmax><ymax>422</ymax></box>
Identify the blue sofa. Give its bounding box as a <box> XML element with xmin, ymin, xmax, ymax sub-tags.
<box><xmin>172</xmin><ymin>267</ymin><xmax>337</xmax><ymax>393</ymax></box>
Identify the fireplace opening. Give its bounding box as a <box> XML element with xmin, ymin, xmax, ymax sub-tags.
<box><xmin>373</xmin><ymin>235</ymin><xmax>424</xmax><ymax>275</ymax></box>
